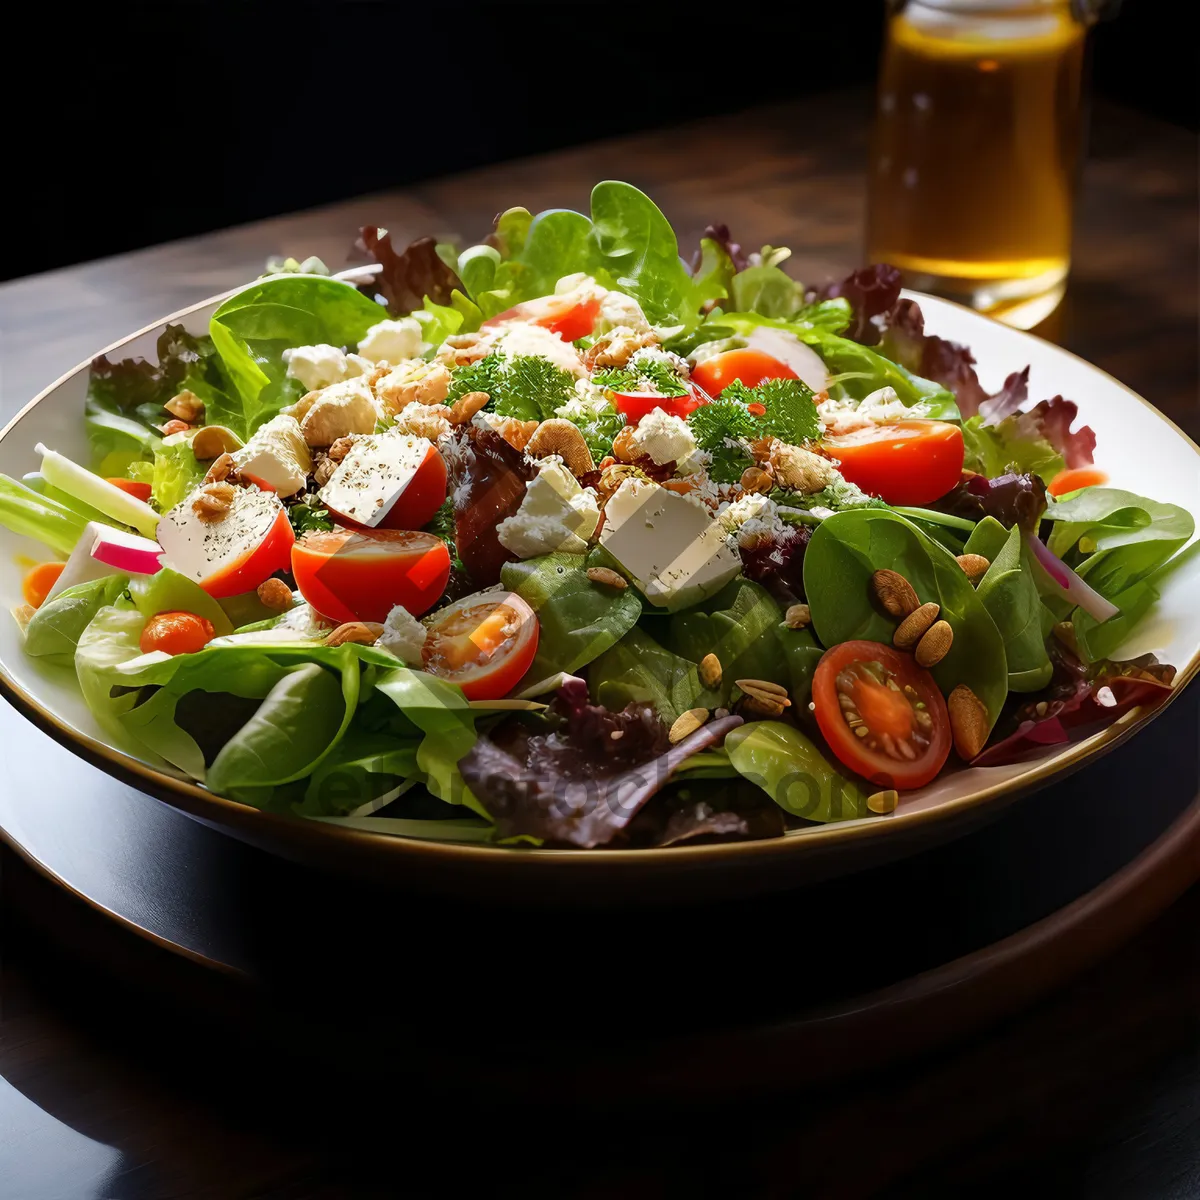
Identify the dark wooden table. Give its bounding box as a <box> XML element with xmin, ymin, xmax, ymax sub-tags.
<box><xmin>0</xmin><ymin>92</ymin><xmax>1197</xmax><ymax>1197</ymax></box>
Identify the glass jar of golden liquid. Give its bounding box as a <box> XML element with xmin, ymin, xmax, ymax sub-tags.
<box><xmin>867</xmin><ymin>0</ymin><xmax>1096</xmax><ymax>327</ymax></box>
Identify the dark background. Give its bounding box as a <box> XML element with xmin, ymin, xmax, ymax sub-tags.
<box><xmin>5</xmin><ymin>0</ymin><xmax>1194</xmax><ymax>284</ymax></box>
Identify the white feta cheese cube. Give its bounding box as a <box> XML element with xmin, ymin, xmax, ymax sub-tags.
<box><xmin>598</xmin><ymin>478</ymin><xmax>740</xmax><ymax>610</ymax></box>
<box><xmin>231</xmin><ymin>415</ymin><xmax>312</xmax><ymax>495</ymax></box>
<box><xmin>376</xmin><ymin>604</ymin><xmax>428</xmax><ymax>665</ymax></box>
<box><xmin>357</xmin><ymin>317</ymin><xmax>425</xmax><ymax>364</ymax></box>
<box><xmin>283</xmin><ymin>344</ymin><xmax>350</xmax><ymax>391</ymax></box>
<box><xmin>493</xmin><ymin>323</ymin><xmax>585</xmax><ymax>377</ymax></box>
<box><xmin>496</xmin><ymin>459</ymin><xmax>600</xmax><ymax>558</ymax></box>
<box><xmin>631</xmin><ymin>408</ymin><xmax>696</xmax><ymax>466</ymax></box>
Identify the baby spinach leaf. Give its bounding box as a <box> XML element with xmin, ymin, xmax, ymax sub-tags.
<box><xmin>207</xmin><ymin>659</ymin><xmax>359</xmax><ymax>795</ymax></box>
<box><xmin>1071</xmin><ymin>579</ymin><xmax>1160</xmax><ymax>663</ymax></box>
<box><xmin>1046</xmin><ymin>488</ymin><xmax>1195</xmax><ymax>600</ymax></box>
<box><xmin>725</xmin><ymin>722</ymin><xmax>871</xmax><ymax>823</ymax></box>
<box><xmin>298</xmin><ymin>729</ymin><xmax>422</xmax><ymax>817</ymax></box>
<box><xmin>963</xmin><ymin>515</ymin><xmax>1010</xmax><ymax>562</ymax></box>
<box><xmin>803</xmin><ymin>509</ymin><xmax>1008</xmax><ymax>725</ymax></box>
<box><xmin>729</xmin><ymin>264</ymin><xmax>803</xmax><ymax>318</ymax></box>
<box><xmin>501</xmin><ymin>553</ymin><xmax>642</xmax><ymax>683</ymax></box>
<box><xmin>666</xmin><ymin>578</ymin><xmax>786</xmax><ymax>701</ymax></box>
<box><xmin>774</xmin><ymin>623</ymin><xmax>824</xmax><ymax>711</ymax></box>
<box><xmin>975</xmin><ymin>524</ymin><xmax>1053</xmax><ymax>692</ymax></box>
<box><xmin>589</xmin><ymin>627</ymin><xmax>720</xmax><ymax>723</ymax></box>
<box><xmin>590</xmin><ymin>181</ymin><xmax>698</xmax><ymax>327</ymax></box>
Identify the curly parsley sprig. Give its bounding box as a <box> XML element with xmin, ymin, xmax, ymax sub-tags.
<box><xmin>446</xmin><ymin>354</ymin><xmax>576</xmax><ymax>422</ymax></box>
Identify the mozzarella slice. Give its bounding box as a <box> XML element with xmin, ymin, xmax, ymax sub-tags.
<box><xmin>157</xmin><ymin>485</ymin><xmax>285</xmax><ymax>588</ymax></box>
<box><xmin>598</xmin><ymin>479</ymin><xmax>740</xmax><ymax>610</ymax></box>
<box><xmin>319</xmin><ymin>431</ymin><xmax>436</xmax><ymax>527</ymax></box>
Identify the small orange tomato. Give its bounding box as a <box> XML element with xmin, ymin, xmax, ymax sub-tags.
<box><xmin>22</xmin><ymin>561</ymin><xmax>65</xmax><ymax>608</ymax></box>
<box><xmin>107</xmin><ymin>477</ymin><xmax>154</xmax><ymax>502</ymax></box>
<box><xmin>1047</xmin><ymin>466</ymin><xmax>1108</xmax><ymax>497</ymax></box>
<box><xmin>139</xmin><ymin>611</ymin><xmax>216</xmax><ymax>656</ymax></box>
<box><xmin>161</xmin><ymin>419</ymin><xmax>191</xmax><ymax>436</ymax></box>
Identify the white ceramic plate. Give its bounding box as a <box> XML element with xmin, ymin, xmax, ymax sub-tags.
<box><xmin>0</xmin><ymin>290</ymin><xmax>1196</xmax><ymax>897</ymax></box>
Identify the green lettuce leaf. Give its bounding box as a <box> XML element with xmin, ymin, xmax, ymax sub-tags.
<box><xmin>208</xmin><ymin>277</ymin><xmax>387</xmax><ymax>439</ymax></box>
<box><xmin>588</xmin><ymin>626</ymin><xmax>720</xmax><ymax>723</ymax></box>
<box><xmin>24</xmin><ymin>574</ymin><xmax>129</xmax><ymax>667</ymax></box>
<box><xmin>961</xmin><ymin>414</ymin><xmax>1064</xmax><ymax>481</ymax></box>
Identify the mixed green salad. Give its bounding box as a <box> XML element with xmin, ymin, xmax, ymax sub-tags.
<box><xmin>2</xmin><ymin>182</ymin><xmax>1191</xmax><ymax>848</ymax></box>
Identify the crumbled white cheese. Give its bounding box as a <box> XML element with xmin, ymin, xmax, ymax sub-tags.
<box><xmin>231</xmin><ymin>414</ymin><xmax>312</xmax><ymax>495</ymax></box>
<box><xmin>555</xmin><ymin>377</ymin><xmax>617</xmax><ymax>421</ymax></box>
<box><xmin>283</xmin><ymin>344</ymin><xmax>351</xmax><ymax>392</ymax></box>
<box><xmin>493</xmin><ymin>323</ymin><xmax>585</xmax><ymax>377</ymax></box>
<box><xmin>376</xmin><ymin>604</ymin><xmax>428</xmax><ymax>665</ymax></box>
<box><xmin>357</xmin><ymin>317</ymin><xmax>425</xmax><ymax>364</ymax></box>
<box><xmin>818</xmin><ymin>385</ymin><xmax>919</xmax><ymax>436</ymax></box>
<box><xmin>631</xmin><ymin>408</ymin><xmax>696</xmax><ymax>466</ymax></box>
<box><xmin>276</xmin><ymin>601</ymin><xmax>333</xmax><ymax>639</ymax></box>
<box><xmin>674</xmin><ymin>446</ymin><xmax>711</xmax><ymax>478</ymax></box>
<box><xmin>596</xmin><ymin>289</ymin><xmax>651</xmax><ymax>334</ymax></box>
<box><xmin>496</xmin><ymin>459</ymin><xmax>600</xmax><ymax>557</ymax></box>
<box><xmin>716</xmin><ymin>492</ymin><xmax>777</xmax><ymax>532</ymax></box>
<box><xmin>344</xmin><ymin>353</ymin><xmax>375</xmax><ymax>378</ymax></box>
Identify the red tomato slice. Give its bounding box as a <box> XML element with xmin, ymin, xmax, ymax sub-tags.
<box><xmin>690</xmin><ymin>349</ymin><xmax>798</xmax><ymax>396</ymax></box>
<box><xmin>107</xmin><ymin>477</ymin><xmax>154</xmax><ymax>503</ymax></box>
<box><xmin>422</xmin><ymin>590</ymin><xmax>539</xmax><ymax>700</ymax></box>
<box><xmin>481</xmin><ymin>294</ymin><xmax>600</xmax><ymax>342</ymax></box>
<box><xmin>824</xmin><ymin>420</ymin><xmax>964</xmax><ymax>506</ymax></box>
<box><xmin>1047</xmin><ymin>466</ymin><xmax>1108</xmax><ymax>498</ymax></box>
<box><xmin>609</xmin><ymin>383</ymin><xmax>708</xmax><ymax>424</ymax></box>
<box><xmin>812</xmin><ymin>641</ymin><xmax>951</xmax><ymax>790</ymax></box>
<box><xmin>291</xmin><ymin>528</ymin><xmax>450</xmax><ymax>625</ymax></box>
<box><xmin>205</xmin><ymin>507</ymin><xmax>296</xmax><ymax>599</ymax></box>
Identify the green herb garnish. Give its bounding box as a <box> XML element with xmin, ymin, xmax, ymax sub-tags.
<box><xmin>446</xmin><ymin>354</ymin><xmax>575</xmax><ymax>422</ymax></box>
<box><xmin>719</xmin><ymin>378</ymin><xmax>820</xmax><ymax>445</ymax></box>
<box><xmin>592</xmin><ymin>356</ymin><xmax>688</xmax><ymax>398</ymax></box>
<box><xmin>287</xmin><ymin>497</ymin><xmax>335</xmax><ymax>535</ymax></box>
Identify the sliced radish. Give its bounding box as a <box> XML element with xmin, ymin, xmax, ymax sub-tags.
<box><xmin>1025</xmin><ymin>533</ymin><xmax>1120</xmax><ymax>623</ymax></box>
<box><xmin>44</xmin><ymin>521</ymin><xmax>163</xmax><ymax>604</ymax></box>
<box><xmin>158</xmin><ymin>485</ymin><xmax>295</xmax><ymax>599</ymax></box>
<box><xmin>36</xmin><ymin>444</ymin><xmax>159</xmax><ymax>538</ymax></box>
<box><xmin>319</xmin><ymin>431</ymin><xmax>446</xmax><ymax>530</ymax></box>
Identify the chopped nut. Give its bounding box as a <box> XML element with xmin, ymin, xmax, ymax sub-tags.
<box><xmin>736</xmin><ymin>679</ymin><xmax>791</xmax><ymax>714</ymax></box>
<box><xmin>376</xmin><ymin>359</ymin><xmax>452</xmax><ymax>414</ymax></box>
<box><xmin>596</xmin><ymin>462</ymin><xmax>649</xmax><ymax>498</ymax></box>
<box><xmin>586</xmin><ymin>566</ymin><xmax>628</xmax><ymax>589</ymax></box>
<box><xmin>525</xmin><ymin>419</ymin><xmax>595</xmax><ymax>475</ymax></box>
<box><xmin>299</xmin><ymin>379</ymin><xmax>379</xmax><ymax>447</ymax></box>
<box><xmin>165</xmin><ymin>389</ymin><xmax>205</xmax><ymax>423</ymax></box>
<box><xmin>748</xmin><ymin>436</ymin><xmax>775</xmax><ymax>464</ymax></box>
<box><xmin>585</xmin><ymin>328</ymin><xmax>658</xmax><ymax>369</ymax></box>
<box><xmin>191</xmin><ymin>482</ymin><xmax>236</xmax><ymax>523</ymax></box>
<box><xmin>871</xmin><ymin>569</ymin><xmax>920</xmax><ymax>618</ymax></box>
<box><xmin>784</xmin><ymin>603</ymin><xmax>811</xmax><ymax>630</ymax></box>
<box><xmin>948</xmin><ymin>684</ymin><xmax>990</xmax><ymax>760</ymax></box>
<box><xmin>203</xmin><ymin>452</ymin><xmax>236</xmax><ymax>484</ymax></box>
<box><xmin>669</xmin><ymin>707</ymin><xmax>710</xmax><ymax>744</ymax></box>
<box><xmin>739</xmin><ymin>465</ymin><xmax>774</xmax><ymax>495</ymax></box>
<box><xmin>894</xmin><ymin>601</ymin><xmax>940</xmax><ymax>650</ymax></box>
<box><xmin>435</xmin><ymin>331</ymin><xmax>493</xmax><ymax>367</ymax></box>
<box><xmin>393</xmin><ymin>402</ymin><xmax>452</xmax><ymax>443</ymax></box>
<box><xmin>867</xmin><ymin>789</ymin><xmax>899</xmax><ymax>815</ymax></box>
<box><xmin>484</xmin><ymin>414</ymin><xmax>540</xmax><ymax>452</ymax></box>
<box><xmin>611</xmin><ymin>425</ymin><xmax>640</xmax><ymax>463</ymax></box>
<box><xmin>325</xmin><ymin>621</ymin><xmax>385</xmax><ymax>647</ymax></box>
<box><xmin>256</xmin><ymin>578</ymin><xmax>294</xmax><ymax>611</ymax></box>
<box><xmin>313</xmin><ymin>455</ymin><xmax>337</xmax><ymax>487</ymax></box>
<box><xmin>769</xmin><ymin>441</ymin><xmax>838</xmax><ymax>493</ymax></box>
<box><xmin>192</xmin><ymin>425</ymin><xmax>243</xmax><ymax>461</ymax></box>
<box><xmin>914</xmin><ymin>619</ymin><xmax>954</xmax><ymax>667</ymax></box>
<box><xmin>327</xmin><ymin>436</ymin><xmax>356</xmax><ymax>464</ymax></box>
<box><xmin>448</xmin><ymin>390</ymin><xmax>491</xmax><ymax>426</ymax></box>
<box><xmin>956</xmin><ymin>553</ymin><xmax>991</xmax><ymax>584</ymax></box>
<box><xmin>698</xmin><ymin>653</ymin><xmax>722</xmax><ymax>688</ymax></box>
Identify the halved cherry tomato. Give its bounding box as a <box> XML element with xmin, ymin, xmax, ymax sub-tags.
<box><xmin>609</xmin><ymin>383</ymin><xmax>708</xmax><ymax>424</ymax></box>
<box><xmin>1047</xmin><ymin>466</ymin><xmax>1108</xmax><ymax>498</ymax></box>
<box><xmin>812</xmin><ymin>640</ymin><xmax>951</xmax><ymax>790</ymax></box>
<box><xmin>824</xmin><ymin>419</ymin><xmax>964</xmax><ymax>506</ymax></box>
<box><xmin>22</xmin><ymin>561</ymin><xmax>65</xmax><ymax>609</ymax></box>
<box><xmin>107</xmin><ymin>477</ymin><xmax>153</xmax><ymax>503</ymax></box>
<box><xmin>690</xmin><ymin>349</ymin><xmax>798</xmax><ymax>396</ymax></box>
<box><xmin>139</xmin><ymin>611</ymin><xmax>216</xmax><ymax>656</ymax></box>
<box><xmin>481</xmin><ymin>294</ymin><xmax>600</xmax><ymax>343</ymax></box>
<box><xmin>292</xmin><ymin>528</ymin><xmax>450</xmax><ymax>625</ymax></box>
<box><xmin>422</xmin><ymin>590</ymin><xmax>539</xmax><ymax>700</ymax></box>
<box><xmin>326</xmin><ymin>443</ymin><xmax>447</xmax><ymax>534</ymax></box>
